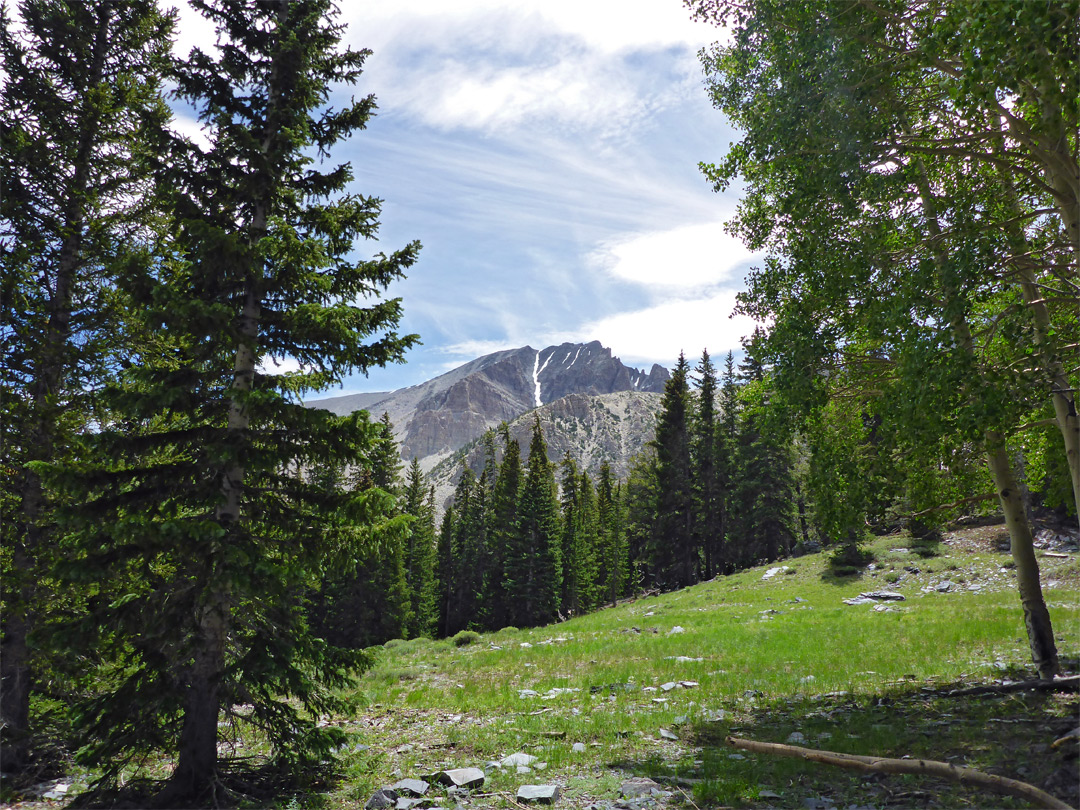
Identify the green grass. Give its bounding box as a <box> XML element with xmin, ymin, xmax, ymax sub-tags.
<box><xmin>9</xmin><ymin>530</ymin><xmax>1076</xmax><ymax>809</ymax></box>
<box><xmin>329</xmin><ymin>531</ymin><xmax>1078</xmax><ymax>809</ymax></box>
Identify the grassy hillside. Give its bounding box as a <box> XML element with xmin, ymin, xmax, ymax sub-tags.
<box><xmin>9</xmin><ymin>526</ymin><xmax>1076</xmax><ymax>809</ymax></box>
<box><xmin>334</xmin><ymin>525</ymin><xmax>1078</xmax><ymax>810</ymax></box>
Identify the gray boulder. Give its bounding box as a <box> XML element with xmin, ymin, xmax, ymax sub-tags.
<box><xmin>517</xmin><ymin>785</ymin><xmax>560</xmax><ymax>804</ymax></box>
<box><xmin>365</xmin><ymin>789</ymin><xmax>399</xmax><ymax>810</ymax></box>
<box><xmin>428</xmin><ymin>768</ymin><xmax>485</xmax><ymax>789</ymax></box>
<box><xmin>391</xmin><ymin>779</ymin><xmax>430</xmax><ymax>797</ymax></box>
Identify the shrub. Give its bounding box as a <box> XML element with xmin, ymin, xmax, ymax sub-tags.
<box><xmin>451</xmin><ymin>630</ymin><xmax>481</xmax><ymax>647</ymax></box>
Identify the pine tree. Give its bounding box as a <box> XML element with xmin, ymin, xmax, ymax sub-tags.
<box><xmin>507</xmin><ymin>417</ymin><xmax>562</xmax><ymax>627</ymax></box>
<box><xmin>51</xmin><ymin>1</ymin><xmax>420</xmax><ymax>800</ymax></box>
<box><xmin>482</xmin><ymin>426</ymin><xmax>521</xmax><ymax>630</ymax></box>
<box><xmin>443</xmin><ymin>469</ymin><xmax>476</xmax><ymax>635</ymax></box>
<box><xmin>728</xmin><ymin>339</ymin><xmax>797</xmax><ymax>567</ymax></box>
<box><xmin>715</xmin><ymin>351</ymin><xmax>739</xmax><ymax>573</ymax></box>
<box><xmin>436</xmin><ymin>505</ymin><xmax>455</xmax><ymax>638</ymax></box>
<box><xmin>0</xmin><ymin>0</ymin><xmax>173</xmax><ymax>766</ymax></box>
<box><xmin>575</xmin><ymin>469</ymin><xmax>600</xmax><ymax>611</ymax></box>
<box><xmin>651</xmin><ymin>352</ymin><xmax>696</xmax><ymax>589</ymax></box>
<box><xmin>402</xmin><ymin>459</ymin><xmax>437</xmax><ymax>638</ymax></box>
<box><xmin>559</xmin><ymin>453</ymin><xmax>581</xmax><ymax>614</ymax></box>
<box><xmin>692</xmin><ymin>350</ymin><xmax>721</xmax><ymax>579</ymax></box>
<box><xmin>595</xmin><ymin>461</ymin><xmax>628</xmax><ymax>606</ymax></box>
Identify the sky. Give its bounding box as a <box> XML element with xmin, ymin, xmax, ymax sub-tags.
<box><xmin>172</xmin><ymin>1</ymin><xmax>759</xmax><ymax>394</ymax></box>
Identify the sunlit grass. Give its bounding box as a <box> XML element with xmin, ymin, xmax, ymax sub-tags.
<box><xmin>328</xmin><ymin>532</ymin><xmax>1078</xmax><ymax>809</ymax></box>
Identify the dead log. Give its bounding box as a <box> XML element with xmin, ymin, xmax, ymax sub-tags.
<box><xmin>946</xmin><ymin>675</ymin><xmax>1080</xmax><ymax>697</ymax></box>
<box><xmin>726</xmin><ymin>736</ymin><xmax>1075</xmax><ymax>810</ymax></box>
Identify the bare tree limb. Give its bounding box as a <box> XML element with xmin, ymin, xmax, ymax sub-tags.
<box><xmin>726</xmin><ymin>736</ymin><xmax>1076</xmax><ymax>810</ymax></box>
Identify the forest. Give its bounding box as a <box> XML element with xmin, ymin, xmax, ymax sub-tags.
<box><xmin>1</xmin><ymin>0</ymin><xmax>1076</xmax><ymax>807</ymax></box>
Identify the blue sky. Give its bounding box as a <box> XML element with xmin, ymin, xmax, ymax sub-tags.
<box><xmin>171</xmin><ymin>1</ymin><xmax>759</xmax><ymax>394</ymax></box>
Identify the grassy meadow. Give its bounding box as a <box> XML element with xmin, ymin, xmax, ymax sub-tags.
<box><xmin>9</xmin><ymin>526</ymin><xmax>1078</xmax><ymax>809</ymax></box>
<box><xmin>322</xmin><ymin>526</ymin><xmax>1079</xmax><ymax>810</ymax></box>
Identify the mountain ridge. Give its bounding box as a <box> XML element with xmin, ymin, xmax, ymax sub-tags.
<box><xmin>308</xmin><ymin>341</ymin><xmax>669</xmax><ymax>472</ymax></box>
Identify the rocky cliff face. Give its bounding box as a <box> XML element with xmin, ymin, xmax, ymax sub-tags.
<box><xmin>426</xmin><ymin>390</ymin><xmax>663</xmax><ymax>512</ymax></box>
<box><xmin>308</xmin><ymin>341</ymin><xmax>668</xmax><ymax>472</ymax></box>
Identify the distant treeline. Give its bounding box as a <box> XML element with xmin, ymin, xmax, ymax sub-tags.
<box><xmin>331</xmin><ymin>336</ymin><xmax>1072</xmax><ymax>643</ymax></box>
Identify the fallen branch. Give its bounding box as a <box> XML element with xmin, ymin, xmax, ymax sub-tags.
<box><xmin>946</xmin><ymin>675</ymin><xmax>1080</xmax><ymax>697</ymax></box>
<box><xmin>726</xmin><ymin>736</ymin><xmax>1074</xmax><ymax>810</ymax></box>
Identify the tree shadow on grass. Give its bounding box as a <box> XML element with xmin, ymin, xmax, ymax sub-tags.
<box><xmin>611</xmin><ymin>670</ymin><xmax>1079</xmax><ymax>809</ymax></box>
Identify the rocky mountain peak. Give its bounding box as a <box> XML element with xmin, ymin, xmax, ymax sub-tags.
<box><xmin>308</xmin><ymin>341</ymin><xmax>669</xmax><ymax>471</ymax></box>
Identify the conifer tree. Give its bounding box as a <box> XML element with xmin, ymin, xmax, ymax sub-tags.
<box><xmin>728</xmin><ymin>339</ymin><xmax>797</xmax><ymax>566</ymax></box>
<box><xmin>482</xmin><ymin>426</ymin><xmax>521</xmax><ymax>629</ymax></box>
<box><xmin>49</xmin><ymin>1</ymin><xmax>420</xmax><ymax>800</ymax></box>
<box><xmin>715</xmin><ymin>351</ymin><xmax>739</xmax><ymax>573</ymax></box>
<box><xmin>575</xmin><ymin>469</ymin><xmax>601</xmax><ymax>611</ymax></box>
<box><xmin>436</xmin><ymin>505</ymin><xmax>455</xmax><ymax>638</ymax></box>
<box><xmin>0</xmin><ymin>0</ymin><xmax>173</xmax><ymax>766</ymax></box>
<box><xmin>559</xmin><ymin>453</ymin><xmax>581</xmax><ymax>614</ymax></box>
<box><xmin>692</xmin><ymin>350</ymin><xmax>721</xmax><ymax>579</ymax></box>
<box><xmin>595</xmin><ymin>461</ymin><xmax>628</xmax><ymax>605</ymax></box>
<box><xmin>650</xmin><ymin>352</ymin><xmax>696</xmax><ymax>589</ymax></box>
<box><xmin>558</xmin><ymin>455</ymin><xmax>598</xmax><ymax>616</ymax></box>
<box><xmin>402</xmin><ymin>460</ymin><xmax>438</xmax><ymax>638</ymax></box>
<box><xmin>507</xmin><ymin>418</ymin><xmax>562</xmax><ymax>626</ymax></box>
<box><xmin>443</xmin><ymin>469</ymin><xmax>476</xmax><ymax>635</ymax></box>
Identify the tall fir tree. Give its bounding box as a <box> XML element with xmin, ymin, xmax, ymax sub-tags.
<box><xmin>0</xmin><ymin>0</ymin><xmax>173</xmax><ymax>766</ymax></box>
<box><xmin>594</xmin><ymin>461</ymin><xmax>628</xmax><ymax>606</ymax></box>
<box><xmin>442</xmin><ymin>469</ymin><xmax>476</xmax><ymax>635</ymax></box>
<box><xmin>650</xmin><ymin>352</ymin><xmax>696</xmax><ymax>589</ymax></box>
<box><xmin>715</xmin><ymin>351</ymin><xmax>739</xmax><ymax>573</ymax></box>
<box><xmin>507</xmin><ymin>417</ymin><xmax>562</xmax><ymax>627</ymax></box>
<box><xmin>728</xmin><ymin>337</ymin><xmax>797</xmax><ymax>566</ymax></box>
<box><xmin>436</xmin><ymin>504</ymin><xmax>455</xmax><ymax>638</ymax></box>
<box><xmin>691</xmin><ymin>350</ymin><xmax>721</xmax><ymax>579</ymax></box>
<box><xmin>402</xmin><ymin>459</ymin><xmax>438</xmax><ymax>638</ymax></box>
<box><xmin>49</xmin><ymin>1</ymin><xmax>420</xmax><ymax>801</ymax></box>
<box><xmin>482</xmin><ymin>425</ymin><xmax>521</xmax><ymax>630</ymax></box>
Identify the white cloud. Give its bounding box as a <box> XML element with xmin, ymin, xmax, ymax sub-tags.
<box><xmin>343</xmin><ymin>1</ymin><xmax>720</xmax><ymax>56</ymax></box>
<box><xmin>168</xmin><ymin>110</ymin><xmax>211</xmax><ymax>151</ymax></box>
<box><xmin>590</xmin><ymin>221</ymin><xmax>758</xmax><ymax>290</ymax></box>
<box><xmin>571</xmin><ymin>290</ymin><xmax>759</xmax><ymax>367</ymax></box>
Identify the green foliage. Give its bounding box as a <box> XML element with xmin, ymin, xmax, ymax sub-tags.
<box><xmin>19</xmin><ymin>0</ymin><xmax>423</xmax><ymax>800</ymax></box>
<box><xmin>451</xmin><ymin>630</ymin><xmax>481</xmax><ymax>648</ymax></box>
<box><xmin>0</xmin><ymin>0</ymin><xmax>175</xmax><ymax>766</ymax></box>
<box><xmin>508</xmin><ymin>418</ymin><xmax>563</xmax><ymax>627</ymax></box>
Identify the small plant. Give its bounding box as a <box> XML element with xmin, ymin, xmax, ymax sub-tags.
<box><xmin>909</xmin><ymin>516</ymin><xmax>943</xmax><ymax>558</ymax></box>
<box><xmin>884</xmin><ymin>571</ymin><xmax>900</xmax><ymax>584</ymax></box>
<box><xmin>828</xmin><ymin>531</ymin><xmax>874</xmax><ymax>575</ymax></box>
<box><xmin>451</xmin><ymin>630</ymin><xmax>481</xmax><ymax>647</ymax></box>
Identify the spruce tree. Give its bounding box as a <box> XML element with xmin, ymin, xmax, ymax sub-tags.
<box><xmin>507</xmin><ymin>418</ymin><xmax>562</xmax><ymax>627</ymax></box>
<box><xmin>715</xmin><ymin>351</ymin><xmax>739</xmax><ymax>573</ymax></box>
<box><xmin>50</xmin><ymin>1</ymin><xmax>420</xmax><ymax>800</ymax></box>
<box><xmin>595</xmin><ymin>461</ymin><xmax>628</xmax><ymax>606</ymax></box>
<box><xmin>559</xmin><ymin>453</ymin><xmax>582</xmax><ymax>614</ymax></box>
<box><xmin>0</xmin><ymin>0</ymin><xmax>173</xmax><ymax>766</ymax></box>
<box><xmin>651</xmin><ymin>352</ymin><xmax>696</xmax><ymax>589</ymax></box>
<box><xmin>436</xmin><ymin>505</ymin><xmax>455</xmax><ymax>638</ymax></box>
<box><xmin>691</xmin><ymin>350</ymin><xmax>721</xmax><ymax>579</ymax></box>
<box><xmin>482</xmin><ymin>426</ymin><xmax>521</xmax><ymax>629</ymax></box>
<box><xmin>402</xmin><ymin>459</ymin><xmax>438</xmax><ymax>638</ymax></box>
<box><xmin>575</xmin><ymin>469</ymin><xmax>601</xmax><ymax>611</ymax></box>
<box><xmin>443</xmin><ymin>469</ymin><xmax>476</xmax><ymax>635</ymax></box>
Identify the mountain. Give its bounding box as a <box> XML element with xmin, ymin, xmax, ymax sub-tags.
<box><xmin>426</xmin><ymin>389</ymin><xmax>662</xmax><ymax>512</ymax></box>
<box><xmin>307</xmin><ymin>341</ymin><xmax>669</xmax><ymax>471</ymax></box>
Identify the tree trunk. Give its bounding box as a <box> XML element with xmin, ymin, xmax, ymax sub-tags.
<box><xmin>986</xmin><ymin>432</ymin><xmax>1059</xmax><ymax>679</ymax></box>
<box><xmin>153</xmin><ymin>593</ymin><xmax>228</xmax><ymax>808</ymax></box>
<box><xmin>911</xmin><ymin>151</ymin><xmax>1059</xmax><ymax>676</ymax></box>
<box><xmin>2</xmin><ymin>14</ymin><xmax>105</xmax><ymax>761</ymax></box>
